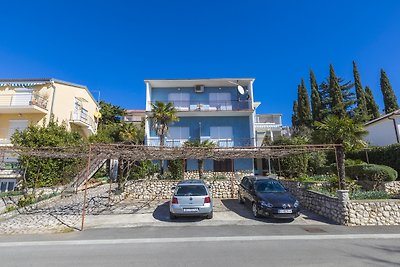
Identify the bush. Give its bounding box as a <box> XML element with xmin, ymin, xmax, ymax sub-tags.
<box><xmin>271</xmin><ymin>137</ymin><xmax>309</xmax><ymax>178</ymax></box>
<box><xmin>167</xmin><ymin>159</ymin><xmax>184</xmax><ymax>180</ymax></box>
<box><xmin>307</xmin><ymin>152</ymin><xmax>327</xmax><ymax>174</ymax></box>
<box><xmin>17</xmin><ymin>194</ymin><xmax>35</xmax><ymax>208</ymax></box>
<box><xmin>347</xmin><ymin>144</ymin><xmax>400</xmax><ymax>177</ymax></box>
<box><xmin>346</xmin><ymin>164</ymin><xmax>398</xmax><ymax>182</ymax></box>
<box><xmin>350</xmin><ymin>191</ymin><xmax>389</xmax><ymax>200</ymax></box>
<box><xmin>11</xmin><ymin>120</ymin><xmax>85</xmax><ymax>187</ymax></box>
<box><xmin>129</xmin><ymin>160</ymin><xmax>159</xmax><ymax>180</ymax></box>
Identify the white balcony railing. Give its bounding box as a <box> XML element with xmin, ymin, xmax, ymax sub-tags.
<box><xmin>0</xmin><ymin>93</ymin><xmax>48</xmax><ymax>110</ymax></box>
<box><xmin>70</xmin><ymin>109</ymin><xmax>97</xmax><ymax>133</ymax></box>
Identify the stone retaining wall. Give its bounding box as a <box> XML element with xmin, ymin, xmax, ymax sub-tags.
<box><xmin>281</xmin><ymin>180</ymin><xmax>400</xmax><ymax>226</ymax></box>
<box><xmin>383</xmin><ymin>181</ymin><xmax>400</xmax><ymax>196</ymax></box>
<box><xmin>120</xmin><ymin>178</ymin><xmax>242</xmax><ymax>201</ymax></box>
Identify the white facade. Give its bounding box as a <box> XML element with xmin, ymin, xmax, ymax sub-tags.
<box><xmin>364</xmin><ymin>112</ymin><xmax>400</xmax><ymax>146</ymax></box>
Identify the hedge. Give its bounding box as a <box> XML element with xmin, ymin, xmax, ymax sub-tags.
<box><xmin>347</xmin><ymin>144</ymin><xmax>400</xmax><ymax>176</ymax></box>
<box><xmin>346</xmin><ymin>164</ymin><xmax>398</xmax><ymax>182</ymax></box>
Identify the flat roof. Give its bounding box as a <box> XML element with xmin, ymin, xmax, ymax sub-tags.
<box><xmin>144</xmin><ymin>78</ymin><xmax>255</xmax><ymax>88</ymax></box>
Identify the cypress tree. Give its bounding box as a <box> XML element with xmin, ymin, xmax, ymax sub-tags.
<box><xmin>297</xmin><ymin>79</ymin><xmax>312</xmax><ymax>127</ymax></box>
<box><xmin>292</xmin><ymin>100</ymin><xmax>299</xmax><ymax>128</ymax></box>
<box><xmin>329</xmin><ymin>64</ymin><xmax>346</xmax><ymax>118</ymax></box>
<box><xmin>352</xmin><ymin>61</ymin><xmax>369</xmax><ymax>122</ymax></box>
<box><xmin>365</xmin><ymin>86</ymin><xmax>380</xmax><ymax>120</ymax></box>
<box><xmin>380</xmin><ymin>69</ymin><xmax>399</xmax><ymax>113</ymax></box>
<box><xmin>310</xmin><ymin>69</ymin><xmax>323</xmax><ymax>122</ymax></box>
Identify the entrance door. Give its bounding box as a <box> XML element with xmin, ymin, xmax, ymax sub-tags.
<box><xmin>8</xmin><ymin>120</ymin><xmax>29</xmax><ymax>139</ymax></box>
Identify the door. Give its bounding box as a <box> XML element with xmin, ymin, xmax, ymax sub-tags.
<box><xmin>8</xmin><ymin>120</ymin><xmax>29</xmax><ymax>139</ymax></box>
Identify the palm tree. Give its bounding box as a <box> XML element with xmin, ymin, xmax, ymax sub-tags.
<box><xmin>184</xmin><ymin>140</ymin><xmax>216</xmax><ymax>179</ymax></box>
<box><xmin>314</xmin><ymin>116</ymin><xmax>367</xmax><ymax>190</ymax></box>
<box><xmin>150</xmin><ymin>101</ymin><xmax>179</xmax><ymax>174</ymax></box>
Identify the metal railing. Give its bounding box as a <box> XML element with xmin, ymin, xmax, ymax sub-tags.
<box><xmin>149</xmin><ymin>100</ymin><xmax>252</xmax><ymax>111</ymax></box>
<box><xmin>70</xmin><ymin>109</ymin><xmax>97</xmax><ymax>132</ymax></box>
<box><xmin>0</xmin><ymin>93</ymin><xmax>48</xmax><ymax>110</ymax></box>
<box><xmin>146</xmin><ymin>137</ymin><xmax>255</xmax><ymax>148</ymax></box>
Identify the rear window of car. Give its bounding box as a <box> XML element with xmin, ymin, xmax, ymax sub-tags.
<box><xmin>175</xmin><ymin>185</ymin><xmax>208</xmax><ymax>196</ymax></box>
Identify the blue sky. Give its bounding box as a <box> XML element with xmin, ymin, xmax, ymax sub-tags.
<box><xmin>1</xmin><ymin>0</ymin><xmax>400</xmax><ymax>125</ymax></box>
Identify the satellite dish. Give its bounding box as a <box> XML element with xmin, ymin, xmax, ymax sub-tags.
<box><xmin>237</xmin><ymin>85</ymin><xmax>245</xmax><ymax>95</ymax></box>
<box><xmin>94</xmin><ymin>111</ymin><xmax>102</xmax><ymax>119</ymax></box>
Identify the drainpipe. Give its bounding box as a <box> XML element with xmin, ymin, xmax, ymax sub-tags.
<box><xmin>49</xmin><ymin>80</ymin><xmax>56</xmax><ymax>123</ymax></box>
<box><xmin>388</xmin><ymin>116</ymin><xmax>400</xmax><ymax>143</ymax></box>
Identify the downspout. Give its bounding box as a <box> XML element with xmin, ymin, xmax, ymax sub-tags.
<box><xmin>49</xmin><ymin>80</ymin><xmax>56</xmax><ymax>124</ymax></box>
<box><xmin>388</xmin><ymin>117</ymin><xmax>400</xmax><ymax>143</ymax></box>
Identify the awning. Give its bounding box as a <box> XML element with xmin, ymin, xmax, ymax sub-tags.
<box><xmin>0</xmin><ymin>82</ymin><xmax>48</xmax><ymax>87</ymax></box>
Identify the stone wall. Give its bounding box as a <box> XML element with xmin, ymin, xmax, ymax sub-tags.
<box><xmin>382</xmin><ymin>181</ymin><xmax>400</xmax><ymax>196</ymax></box>
<box><xmin>347</xmin><ymin>200</ymin><xmax>400</xmax><ymax>226</ymax></box>
<box><xmin>280</xmin><ymin>179</ymin><xmax>400</xmax><ymax>226</ymax></box>
<box><xmin>120</xmin><ymin>178</ymin><xmax>242</xmax><ymax>201</ymax></box>
<box><xmin>183</xmin><ymin>171</ymin><xmax>252</xmax><ymax>181</ymax></box>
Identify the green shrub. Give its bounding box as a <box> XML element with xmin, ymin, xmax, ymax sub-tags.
<box><xmin>350</xmin><ymin>191</ymin><xmax>389</xmax><ymax>200</ymax></box>
<box><xmin>129</xmin><ymin>160</ymin><xmax>159</xmax><ymax>180</ymax></box>
<box><xmin>167</xmin><ymin>159</ymin><xmax>184</xmax><ymax>180</ymax></box>
<box><xmin>347</xmin><ymin>144</ymin><xmax>400</xmax><ymax>177</ymax></box>
<box><xmin>346</xmin><ymin>164</ymin><xmax>398</xmax><ymax>182</ymax></box>
<box><xmin>271</xmin><ymin>137</ymin><xmax>309</xmax><ymax>178</ymax></box>
<box><xmin>17</xmin><ymin>194</ymin><xmax>35</xmax><ymax>208</ymax></box>
<box><xmin>307</xmin><ymin>152</ymin><xmax>327</xmax><ymax>174</ymax></box>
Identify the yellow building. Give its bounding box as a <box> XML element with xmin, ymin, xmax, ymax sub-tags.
<box><xmin>0</xmin><ymin>78</ymin><xmax>99</xmax><ymax>192</ymax></box>
<box><xmin>0</xmin><ymin>78</ymin><xmax>99</xmax><ymax>145</ymax></box>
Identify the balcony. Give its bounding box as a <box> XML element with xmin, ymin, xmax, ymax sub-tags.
<box><xmin>70</xmin><ymin>109</ymin><xmax>97</xmax><ymax>135</ymax></box>
<box><xmin>0</xmin><ymin>93</ymin><xmax>48</xmax><ymax>114</ymax></box>
<box><xmin>146</xmin><ymin>137</ymin><xmax>254</xmax><ymax>147</ymax></box>
<box><xmin>148</xmin><ymin>100</ymin><xmax>252</xmax><ymax>112</ymax></box>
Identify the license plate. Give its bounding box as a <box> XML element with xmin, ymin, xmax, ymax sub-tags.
<box><xmin>183</xmin><ymin>208</ymin><xmax>199</xmax><ymax>212</ymax></box>
<box><xmin>278</xmin><ymin>209</ymin><xmax>292</xmax><ymax>214</ymax></box>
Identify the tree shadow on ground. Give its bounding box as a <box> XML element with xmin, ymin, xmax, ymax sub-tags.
<box><xmin>348</xmin><ymin>244</ymin><xmax>400</xmax><ymax>266</ymax></box>
<box><xmin>152</xmin><ymin>201</ymin><xmax>206</xmax><ymax>223</ymax></box>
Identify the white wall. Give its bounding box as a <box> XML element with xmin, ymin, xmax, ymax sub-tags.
<box><xmin>364</xmin><ymin>118</ymin><xmax>400</xmax><ymax>146</ymax></box>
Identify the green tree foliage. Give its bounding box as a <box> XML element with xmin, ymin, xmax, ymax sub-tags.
<box><xmin>297</xmin><ymin>79</ymin><xmax>312</xmax><ymax>128</ymax></box>
<box><xmin>183</xmin><ymin>140</ymin><xmax>216</xmax><ymax>179</ymax></box>
<box><xmin>291</xmin><ymin>100</ymin><xmax>299</xmax><ymax>128</ymax></box>
<box><xmin>352</xmin><ymin>61</ymin><xmax>369</xmax><ymax>122</ymax></box>
<box><xmin>328</xmin><ymin>65</ymin><xmax>347</xmax><ymax>119</ymax></box>
<box><xmin>98</xmin><ymin>101</ymin><xmax>127</xmax><ymax>125</ymax></box>
<box><xmin>150</xmin><ymin>101</ymin><xmax>179</xmax><ymax>174</ymax></box>
<box><xmin>12</xmin><ymin>121</ymin><xmax>85</xmax><ymax>187</ymax></box>
<box><xmin>314</xmin><ymin>116</ymin><xmax>368</xmax><ymax>189</ymax></box>
<box><xmin>271</xmin><ymin>136</ymin><xmax>310</xmax><ymax>178</ymax></box>
<box><xmin>365</xmin><ymin>86</ymin><xmax>380</xmax><ymax>120</ymax></box>
<box><xmin>167</xmin><ymin>159</ymin><xmax>184</xmax><ymax>180</ymax></box>
<box><xmin>380</xmin><ymin>69</ymin><xmax>399</xmax><ymax>114</ymax></box>
<box><xmin>310</xmin><ymin>69</ymin><xmax>323</xmax><ymax>122</ymax></box>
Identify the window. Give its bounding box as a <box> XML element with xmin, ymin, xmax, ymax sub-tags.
<box><xmin>168</xmin><ymin>93</ymin><xmax>190</xmax><ymax>111</ymax></box>
<box><xmin>209</xmin><ymin>93</ymin><xmax>232</xmax><ymax>110</ymax></box>
<box><xmin>214</xmin><ymin>159</ymin><xmax>233</xmax><ymax>172</ymax></box>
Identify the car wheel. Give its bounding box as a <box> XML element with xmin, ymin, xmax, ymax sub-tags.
<box><xmin>252</xmin><ymin>202</ymin><xmax>260</xmax><ymax>218</ymax></box>
<box><xmin>206</xmin><ymin>211</ymin><xmax>213</xmax><ymax>219</ymax></box>
<box><xmin>169</xmin><ymin>211</ymin><xmax>177</xmax><ymax>220</ymax></box>
<box><xmin>238</xmin><ymin>192</ymin><xmax>244</xmax><ymax>204</ymax></box>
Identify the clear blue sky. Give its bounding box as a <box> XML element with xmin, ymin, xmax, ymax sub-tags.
<box><xmin>1</xmin><ymin>0</ymin><xmax>400</xmax><ymax>125</ymax></box>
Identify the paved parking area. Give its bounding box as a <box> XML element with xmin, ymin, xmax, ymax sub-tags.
<box><xmin>84</xmin><ymin>197</ymin><xmax>334</xmax><ymax>229</ymax></box>
<box><xmin>0</xmin><ymin>186</ymin><xmax>334</xmax><ymax>235</ymax></box>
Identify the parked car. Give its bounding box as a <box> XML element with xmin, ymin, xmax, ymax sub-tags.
<box><xmin>238</xmin><ymin>176</ymin><xmax>300</xmax><ymax>219</ymax></box>
<box><xmin>169</xmin><ymin>179</ymin><xmax>213</xmax><ymax>219</ymax></box>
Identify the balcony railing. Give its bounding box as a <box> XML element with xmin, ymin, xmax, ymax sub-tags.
<box><xmin>146</xmin><ymin>137</ymin><xmax>255</xmax><ymax>148</ymax></box>
<box><xmin>70</xmin><ymin>109</ymin><xmax>97</xmax><ymax>133</ymax></box>
<box><xmin>0</xmin><ymin>93</ymin><xmax>48</xmax><ymax>110</ymax></box>
<box><xmin>149</xmin><ymin>100</ymin><xmax>251</xmax><ymax>112</ymax></box>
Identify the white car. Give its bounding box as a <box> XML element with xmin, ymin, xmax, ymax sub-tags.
<box><xmin>169</xmin><ymin>179</ymin><xmax>213</xmax><ymax>219</ymax></box>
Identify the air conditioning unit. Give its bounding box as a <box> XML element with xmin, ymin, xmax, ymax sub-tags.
<box><xmin>195</xmin><ymin>85</ymin><xmax>204</xmax><ymax>93</ymax></box>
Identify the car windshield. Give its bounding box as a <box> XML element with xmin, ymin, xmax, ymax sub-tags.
<box><xmin>175</xmin><ymin>185</ymin><xmax>208</xmax><ymax>196</ymax></box>
<box><xmin>255</xmin><ymin>180</ymin><xmax>286</xmax><ymax>193</ymax></box>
